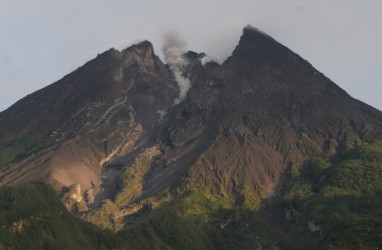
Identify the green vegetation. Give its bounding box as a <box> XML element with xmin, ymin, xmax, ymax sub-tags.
<box><xmin>119</xmin><ymin>207</ymin><xmax>276</xmax><ymax>250</ymax></box>
<box><xmin>0</xmin><ymin>181</ymin><xmax>122</xmax><ymax>250</ymax></box>
<box><xmin>115</xmin><ymin>146</ymin><xmax>160</xmax><ymax>206</ymax></box>
<box><xmin>0</xmin><ymin>181</ymin><xmax>277</xmax><ymax>249</ymax></box>
<box><xmin>0</xmin><ymin>135</ymin><xmax>46</xmax><ymax>170</ymax></box>
<box><xmin>204</xmin><ymin>208</ymin><xmax>276</xmax><ymax>250</ymax></box>
<box><xmin>120</xmin><ymin>208</ymin><xmax>214</xmax><ymax>250</ymax></box>
<box><xmin>3</xmin><ymin>141</ymin><xmax>382</xmax><ymax>249</ymax></box>
<box><xmin>281</xmin><ymin>143</ymin><xmax>382</xmax><ymax>249</ymax></box>
<box><xmin>86</xmin><ymin>199</ymin><xmax>122</xmax><ymax>231</ymax></box>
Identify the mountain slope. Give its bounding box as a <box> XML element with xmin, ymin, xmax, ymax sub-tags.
<box><xmin>135</xmin><ymin>25</ymin><xmax>382</xmax><ymax>209</ymax></box>
<box><xmin>0</xmin><ymin>41</ymin><xmax>178</xmax><ymax>196</ymax></box>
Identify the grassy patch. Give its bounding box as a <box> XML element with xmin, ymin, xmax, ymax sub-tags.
<box><xmin>0</xmin><ymin>181</ymin><xmax>122</xmax><ymax>250</ymax></box>
<box><xmin>281</xmin><ymin>143</ymin><xmax>382</xmax><ymax>249</ymax></box>
<box><xmin>0</xmin><ymin>135</ymin><xmax>47</xmax><ymax>170</ymax></box>
<box><xmin>115</xmin><ymin>146</ymin><xmax>160</xmax><ymax>206</ymax></box>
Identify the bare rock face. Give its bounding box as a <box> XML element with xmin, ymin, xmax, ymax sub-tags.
<box><xmin>85</xmin><ymin>189</ymin><xmax>95</xmax><ymax>204</ymax></box>
<box><xmin>10</xmin><ymin>219</ymin><xmax>26</xmax><ymax>233</ymax></box>
<box><xmin>68</xmin><ymin>183</ymin><xmax>82</xmax><ymax>202</ymax></box>
<box><xmin>1</xmin><ymin>26</ymin><xmax>382</xmax><ymax>230</ymax></box>
<box><xmin>61</xmin><ymin>183</ymin><xmax>88</xmax><ymax>212</ymax></box>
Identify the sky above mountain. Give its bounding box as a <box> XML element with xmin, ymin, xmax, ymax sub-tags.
<box><xmin>0</xmin><ymin>0</ymin><xmax>381</xmax><ymax>112</ymax></box>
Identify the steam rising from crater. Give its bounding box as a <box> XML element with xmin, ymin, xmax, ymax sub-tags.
<box><xmin>162</xmin><ymin>32</ymin><xmax>191</xmax><ymax>104</ymax></box>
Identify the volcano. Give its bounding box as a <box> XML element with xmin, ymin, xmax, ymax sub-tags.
<box><xmin>1</xmin><ymin>26</ymin><xmax>382</xmax><ymax>249</ymax></box>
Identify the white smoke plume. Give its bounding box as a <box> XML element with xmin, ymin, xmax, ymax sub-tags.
<box><xmin>200</xmin><ymin>56</ymin><xmax>213</xmax><ymax>66</ymax></box>
<box><xmin>162</xmin><ymin>31</ymin><xmax>191</xmax><ymax>104</ymax></box>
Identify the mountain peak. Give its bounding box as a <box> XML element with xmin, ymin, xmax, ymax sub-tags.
<box><xmin>135</xmin><ymin>40</ymin><xmax>154</xmax><ymax>50</ymax></box>
<box><xmin>241</xmin><ymin>25</ymin><xmax>275</xmax><ymax>42</ymax></box>
<box><xmin>94</xmin><ymin>48</ymin><xmax>122</xmax><ymax>62</ymax></box>
<box><xmin>122</xmin><ymin>40</ymin><xmax>154</xmax><ymax>56</ymax></box>
<box><xmin>237</xmin><ymin>25</ymin><xmax>283</xmax><ymax>53</ymax></box>
<box><xmin>224</xmin><ymin>25</ymin><xmax>290</xmax><ymax>67</ymax></box>
<box><xmin>120</xmin><ymin>40</ymin><xmax>160</xmax><ymax>70</ymax></box>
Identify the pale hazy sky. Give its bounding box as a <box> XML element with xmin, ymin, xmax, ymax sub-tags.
<box><xmin>1</xmin><ymin>0</ymin><xmax>381</xmax><ymax>111</ymax></box>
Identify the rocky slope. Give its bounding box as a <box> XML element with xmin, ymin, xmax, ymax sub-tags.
<box><xmin>0</xmin><ymin>41</ymin><xmax>178</xmax><ymax>197</ymax></box>
<box><xmin>163</xmin><ymin>25</ymin><xmax>382</xmax><ymax>203</ymax></box>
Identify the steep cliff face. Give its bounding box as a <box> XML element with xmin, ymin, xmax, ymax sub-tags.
<box><xmin>1</xmin><ymin>26</ymin><xmax>382</xmax><ymax>236</ymax></box>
